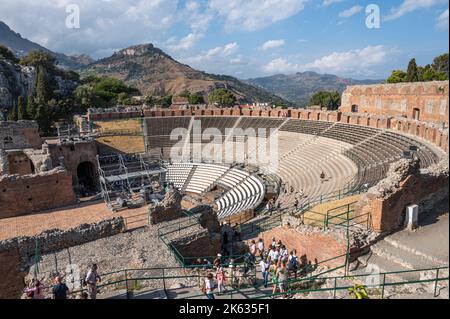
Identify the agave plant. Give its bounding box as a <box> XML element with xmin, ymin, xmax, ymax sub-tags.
<box><xmin>348</xmin><ymin>284</ymin><xmax>370</xmax><ymax>299</ymax></box>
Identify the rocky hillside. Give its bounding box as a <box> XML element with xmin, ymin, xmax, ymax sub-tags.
<box><xmin>246</xmin><ymin>72</ymin><xmax>381</xmax><ymax>106</ymax></box>
<box><xmin>80</xmin><ymin>44</ymin><xmax>289</xmax><ymax>105</ymax></box>
<box><xmin>0</xmin><ymin>21</ymin><xmax>93</xmax><ymax>69</ymax></box>
<box><xmin>0</xmin><ymin>55</ymin><xmax>78</xmax><ymax>110</ymax></box>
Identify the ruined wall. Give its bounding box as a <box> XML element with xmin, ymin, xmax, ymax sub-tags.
<box><xmin>0</xmin><ymin>168</ymin><xmax>77</xmax><ymax>219</ymax></box>
<box><xmin>0</xmin><ymin>121</ymin><xmax>42</xmax><ymax>150</ymax></box>
<box><xmin>340</xmin><ymin>81</ymin><xmax>449</xmax><ymax>124</ymax></box>
<box><xmin>149</xmin><ymin>189</ymin><xmax>184</xmax><ymax>224</ymax></box>
<box><xmin>47</xmin><ymin>140</ymin><xmax>98</xmax><ymax>188</ymax></box>
<box><xmin>0</xmin><ymin>217</ymin><xmax>125</xmax><ymax>299</ymax></box>
<box><xmin>356</xmin><ymin>158</ymin><xmax>449</xmax><ymax>233</ymax></box>
<box><xmin>6</xmin><ymin>151</ymin><xmax>35</xmax><ymax>175</ymax></box>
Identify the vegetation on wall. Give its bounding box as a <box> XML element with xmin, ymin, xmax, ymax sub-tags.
<box><xmin>308</xmin><ymin>91</ymin><xmax>341</xmax><ymax>110</ymax></box>
<box><xmin>387</xmin><ymin>53</ymin><xmax>449</xmax><ymax>83</ymax></box>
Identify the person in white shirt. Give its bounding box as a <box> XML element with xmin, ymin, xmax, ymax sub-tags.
<box><xmin>280</xmin><ymin>245</ymin><xmax>289</xmax><ymax>263</ymax></box>
<box><xmin>257</xmin><ymin>238</ymin><xmax>264</xmax><ymax>258</ymax></box>
<box><xmin>204</xmin><ymin>273</ymin><xmax>215</xmax><ymax>299</ymax></box>
<box><xmin>259</xmin><ymin>258</ymin><xmax>270</xmax><ymax>288</ymax></box>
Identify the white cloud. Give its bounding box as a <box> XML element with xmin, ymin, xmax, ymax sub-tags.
<box><xmin>223</xmin><ymin>43</ymin><xmax>239</xmax><ymax>55</ymax></box>
<box><xmin>259</xmin><ymin>39</ymin><xmax>286</xmax><ymax>51</ymax></box>
<box><xmin>263</xmin><ymin>58</ymin><xmax>301</xmax><ymax>73</ymax></box>
<box><xmin>166</xmin><ymin>33</ymin><xmax>204</xmax><ymax>51</ymax></box>
<box><xmin>385</xmin><ymin>0</ymin><xmax>448</xmax><ymax>21</ymax></box>
<box><xmin>322</xmin><ymin>0</ymin><xmax>345</xmax><ymax>7</ymax></box>
<box><xmin>339</xmin><ymin>5</ymin><xmax>363</xmax><ymax>18</ymax></box>
<box><xmin>436</xmin><ymin>9</ymin><xmax>449</xmax><ymax>30</ymax></box>
<box><xmin>209</xmin><ymin>0</ymin><xmax>308</xmax><ymax>32</ymax></box>
<box><xmin>263</xmin><ymin>45</ymin><xmax>396</xmax><ymax>76</ymax></box>
<box><xmin>0</xmin><ymin>0</ymin><xmax>178</xmax><ymax>58</ymax></box>
<box><xmin>304</xmin><ymin>45</ymin><xmax>395</xmax><ymax>75</ymax></box>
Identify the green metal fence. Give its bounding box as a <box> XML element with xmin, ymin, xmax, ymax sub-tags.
<box><xmin>253</xmin><ymin>266</ymin><xmax>449</xmax><ymax>299</ymax></box>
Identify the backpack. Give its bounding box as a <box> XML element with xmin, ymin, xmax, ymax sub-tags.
<box><xmin>290</xmin><ymin>256</ymin><xmax>298</xmax><ymax>269</ymax></box>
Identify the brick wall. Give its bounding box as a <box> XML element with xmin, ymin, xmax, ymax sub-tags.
<box><xmin>254</xmin><ymin>226</ymin><xmax>346</xmax><ymax>267</ymax></box>
<box><xmin>0</xmin><ymin>169</ymin><xmax>77</xmax><ymax>219</ymax></box>
<box><xmin>340</xmin><ymin>81</ymin><xmax>449</xmax><ymax>124</ymax></box>
<box><xmin>0</xmin><ymin>121</ymin><xmax>42</xmax><ymax>150</ymax></box>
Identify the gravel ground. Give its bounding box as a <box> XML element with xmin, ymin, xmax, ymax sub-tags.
<box><xmin>22</xmin><ymin>215</ymin><xmax>204</xmax><ymax>298</ymax></box>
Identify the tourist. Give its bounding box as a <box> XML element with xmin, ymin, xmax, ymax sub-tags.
<box><xmin>52</xmin><ymin>276</ymin><xmax>70</xmax><ymax>300</ymax></box>
<box><xmin>249</xmin><ymin>240</ymin><xmax>257</xmax><ymax>261</ymax></box>
<box><xmin>204</xmin><ymin>273</ymin><xmax>216</xmax><ymax>299</ymax></box>
<box><xmin>268</xmin><ymin>246</ymin><xmax>279</xmax><ymax>263</ymax></box>
<box><xmin>280</xmin><ymin>245</ymin><xmax>289</xmax><ymax>263</ymax></box>
<box><xmin>320</xmin><ymin>171</ymin><xmax>326</xmax><ymax>183</ymax></box>
<box><xmin>215</xmin><ymin>264</ymin><xmax>227</xmax><ymax>295</ymax></box>
<box><xmin>26</xmin><ymin>279</ymin><xmax>45</xmax><ymax>299</ymax></box>
<box><xmin>203</xmin><ymin>259</ymin><xmax>212</xmax><ymax>270</ymax></box>
<box><xmin>288</xmin><ymin>250</ymin><xmax>298</xmax><ymax>279</ymax></box>
<box><xmin>213</xmin><ymin>254</ymin><xmax>222</xmax><ymax>268</ymax></box>
<box><xmin>294</xmin><ymin>198</ymin><xmax>299</xmax><ymax>210</ymax></box>
<box><xmin>257</xmin><ymin>238</ymin><xmax>265</xmax><ymax>258</ymax></box>
<box><xmin>299</xmin><ymin>189</ymin><xmax>305</xmax><ymax>199</ymax></box>
<box><xmin>259</xmin><ymin>258</ymin><xmax>270</xmax><ymax>288</ymax></box>
<box><xmin>85</xmin><ymin>264</ymin><xmax>101</xmax><ymax>300</ymax></box>
<box><xmin>276</xmin><ymin>261</ymin><xmax>288</xmax><ymax>299</ymax></box>
<box><xmin>271</xmin><ymin>237</ymin><xmax>277</xmax><ymax>248</ymax></box>
<box><xmin>269</xmin><ymin>260</ymin><xmax>278</xmax><ymax>297</ymax></box>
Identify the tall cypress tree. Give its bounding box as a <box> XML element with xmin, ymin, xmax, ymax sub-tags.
<box><xmin>17</xmin><ymin>96</ymin><xmax>29</xmax><ymax>120</ymax></box>
<box><xmin>406</xmin><ymin>58</ymin><xmax>419</xmax><ymax>82</ymax></box>
<box><xmin>36</xmin><ymin>103</ymin><xmax>52</xmax><ymax>135</ymax></box>
<box><xmin>7</xmin><ymin>105</ymin><xmax>18</xmax><ymax>121</ymax></box>
<box><xmin>35</xmin><ymin>64</ymin><xmax>51</xmax><ymax>104</ymax></box>
<box><xmin>26</xmin><ymin>93</ymin><xmax>37</xmax><ymax>119</ymax></box>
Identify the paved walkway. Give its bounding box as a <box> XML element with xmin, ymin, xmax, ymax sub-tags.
<box><xmin>0</xmin><ymin>201</ymin><xmax>148</xmax><ymax>240</ymax></box>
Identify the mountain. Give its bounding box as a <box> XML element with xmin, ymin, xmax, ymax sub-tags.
<box><xmin>246</xmin><ymin>72</ymin><xmax>382</xmax><ymax>106</ymax></box>
<box><xmin>0</xmin><ymin>21</ymin><xmax>93</xmax><ymax>69</ymax></box>
<box><xmin>80</xmin><ymin>44</ymin><xmax>289</xmax><ymax>105</ymax></box>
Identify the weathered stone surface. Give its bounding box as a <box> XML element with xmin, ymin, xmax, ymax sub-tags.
<box><xmin>0</xmin><ymin>168</ymin><xmax>77</xmax><ymax>219</ymax></box>
<box><xmin>149</xmin><ymin>189</ymin><xmax>184</xmax><ymax>224</ymax></box>
<box><xmin>357</xmin><ymin>158</ymin><xmax>449</xmax><ymax>233</ymax></box>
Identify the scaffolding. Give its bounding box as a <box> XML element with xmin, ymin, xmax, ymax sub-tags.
<box><xmin>97</xmin><ymin>153</ymin><xmax>167</xmax><ymax>211</ymax></box>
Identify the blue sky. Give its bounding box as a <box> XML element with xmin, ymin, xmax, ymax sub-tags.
<box><xmin>0</xmin><ymin>0</ymin><xmax>448</xmax><ymax>79</ymax></box>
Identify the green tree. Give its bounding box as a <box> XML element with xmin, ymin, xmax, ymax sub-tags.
<box><xmin>17</xmin><ymin>96</ymin><xmax>29</xmax><ymax>120</ymax></box>
<box><xmin>309</xmin><ymin>91</ymin><xmax>341</xmax><ymax>110</ymax></box>
<box><xmin>157</xmin><ymin>95</ymin><xmax>173</xmax><ymax>108</ymax></box>
<box><xmin>26</xmin><ymin>93</ymin><xmax>37</xmax><ymax>119</ymax></box>
<box><xmin>208</xmin><ymin>89</ymin><xmax>236</xmax><ymax>107</ymax></box>
<box><xmin>406</xmin><ymin>58</ymin><xmax>419</xmax><ymax>82</ymax></box>
<box><xmin>19</xmin><ymin>50</ymin><xmax>57</xmax><ymax>71</ymax></box>
<box><xmin>386</xmin><ymin>70</ymin><xmax>407</xmax><ymax>83</ymax></box>
<box><xmin>188</xmin><ymin>92</ymin><xmax>205</xmax><ymax>105</ymax></box>
<box><xmin>7</xmin><ymin>105</ymin><xmax>18</xmax><ymax>121</ymax></box>
<box><xmin>35</xmin><ymin>103</ymin><xmax>52</xmax><ymax>135</ymax></box>
<box><xmin>0</xmin><ymin>45</ymin><xmax>19</xmax><ymax>63</ymax></box>
<box><xmin>432</xmin><ymin>53</ymin><xmax>449</xmax><ymax>75</ymax></box>
<box><xmin>35</xmin><ymin>65</ymin><xmax>52</xmax><ymax>104</ymax></box>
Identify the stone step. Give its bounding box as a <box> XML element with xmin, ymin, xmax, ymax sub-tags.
<box><xmin>383</xmin><ymin>236</ymin><xmax>449</xmax><ymax>266</ymax></box>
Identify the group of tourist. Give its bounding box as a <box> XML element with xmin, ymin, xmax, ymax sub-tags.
<box><xmin>250</xmin><ymin>237</ymin><xmax>299</xmax><ymax>298</ymax></box>
<box><xmin>201</xmin><ymin>237</ymin><xmax>301</xmax><ymax>299</ymax></box>
<box><xmin>24</xmin><ymin>264</ymin><xmax>101</xmax><ymax>300</ymax></box>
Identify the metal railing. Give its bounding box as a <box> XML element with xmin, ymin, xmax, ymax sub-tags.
<box><xmin>253</xmin><ymin>266</ymin><xmax>449</xmax><ymax>299</ymax></box>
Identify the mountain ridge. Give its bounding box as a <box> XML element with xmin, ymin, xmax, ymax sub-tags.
<box><xmin>246</xmin><ymin>71</ymin><xmax>382</xmax><ymax>106</ymax></box>
<box><xmin>0</xmin><ymin>21</ymin><xmax>93</xmax><ymax>69</ymax></box>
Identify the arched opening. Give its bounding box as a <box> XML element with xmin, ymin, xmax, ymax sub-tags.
<box><xmin>351</xmin><ymin>105</ymin><xmax>359</xmax><ymax>113</ymax></box>
<box><xmin>77</xmin><ymin>161</ymin><xmax>97</xmax><ymax>197</ymax></box>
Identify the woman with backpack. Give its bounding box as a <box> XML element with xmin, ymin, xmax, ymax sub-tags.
<box><xmin>288</xmin><ymin>250</ymin><xmax>298</xmax><ymax>279</ymax></box>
